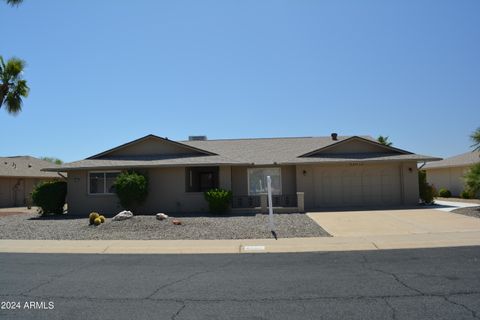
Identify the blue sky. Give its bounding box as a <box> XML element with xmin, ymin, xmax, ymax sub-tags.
<box><xmin>1</xmin><ymin>0</ymin><xmax>479</xmax><ymax>162</ymax></box>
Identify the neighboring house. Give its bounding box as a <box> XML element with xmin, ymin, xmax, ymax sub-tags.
<box><xmin>0</xmin><ymin>156</ymin><xmax>64</xmax><ymax>207</ymax></box>
<box><xmin>423</xmin><ymin>150</ymin><xmax>480</xmax><ymax>196</ymax></box>
<box><xmin>44</xmin><ymin>134</ymin><xmax>439</xmax><ymax>216</ymax></box>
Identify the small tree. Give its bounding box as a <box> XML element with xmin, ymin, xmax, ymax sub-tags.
<box><xmin>464</xmin><ymin>163</ymin><xmax>480</xmax><ymax>198</ymax></box>
<box><xmin>114</xmin><ymin>171</ymin><xmax>148</xmax><ymax>211</ymax></box>
<box><xmin>31</xmin><ymin>181</ymin><xmax>67</xmax><ymax>215</ymax></box>
<box><xmin>40</xmin><ymin>157</ymin><xmax>63</xmax><ymax>165</ymax></box>
<box><xmin>418</xmin><ymin>170</ymin><xmax>435</xmax><ymax>204</ymax></box>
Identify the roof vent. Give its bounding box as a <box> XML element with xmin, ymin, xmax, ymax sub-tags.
<box><xmin>331</xmin><ymin>133</ymin><xmax>338</xmax><ymax>140</ymax></box>
<box><xmin>188</xmin><ymin>135</ymin><xmax>207</xmax><ymax>141</ymax></box>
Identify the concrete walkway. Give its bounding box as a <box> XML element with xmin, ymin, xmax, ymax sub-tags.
<box><xmin>432</xmin><ymin>199</ymin><xmax>479</xmax><ymax>212</ymax></box>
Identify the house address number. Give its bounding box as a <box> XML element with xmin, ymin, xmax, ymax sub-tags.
<box><xmin>349</xmin><ymin>162</ymin><xmax>364</xmax><ymax>166</ymax></box>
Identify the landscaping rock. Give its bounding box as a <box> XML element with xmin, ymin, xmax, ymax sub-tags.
<box><xmin>156</xmin><ymin>213</ymin><xmax>168</xmax><ymax>220</ymax></box>
<box><xmin>112</xmin><ymin>210</ymin><xmax>133</xmax><ymax>221</ymax></box>
<box><xmin>172</xmin><ymin>219</ymin><xmax>182</xmax><ymax>225</ymax></box>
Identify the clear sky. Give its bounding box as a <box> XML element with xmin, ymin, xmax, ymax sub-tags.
<box><xmin>1</xmin><ymin>0</ymin><xmax>478</xmax><ymax>162</ymax></box>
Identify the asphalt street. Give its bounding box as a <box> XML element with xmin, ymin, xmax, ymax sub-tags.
<box><xmin>0</xmin><ymin>246</ymin><xmax>479</xmax><ymax>320</ymax></box>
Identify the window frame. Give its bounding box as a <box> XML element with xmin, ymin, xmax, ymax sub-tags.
<box><xmin>247</xmin><ymin>167</ymin><xmax>282</xmax><ymax>196</ymax></box>
<box><xmin>88</xmin><ymin>170</ymin><xmax>121</xmax><ymax>195</ymax></box>
<box><xmin>185</xmin><ymin>166</ymin><xmax>220</xmax><ymax>193</ymax></box>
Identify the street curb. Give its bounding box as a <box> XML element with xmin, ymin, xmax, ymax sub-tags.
<box><xmin>1</xmin><ymin>231</ymin><xmax>480</xmax><ymax>254</ymax></box>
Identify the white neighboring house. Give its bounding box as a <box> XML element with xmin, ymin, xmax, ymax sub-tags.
<box><xmin>0</xmin><ymin>156</ymin><xmax>64</xmax><ymax>207</ymax></box>
<box><xmin>423</xmin><ymin>150</ymin><xmax>480</xmax><ymax>196</ymax></box>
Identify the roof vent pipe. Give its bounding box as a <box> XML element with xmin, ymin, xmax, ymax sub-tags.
<box><xmin>331</xmin><ymin>133</ymin><xmax>338</xmax><ymax>140</ymax></box>
<box><xmin>188</xmin><ymin>136</ymin><xmax>207</xmax><ymax>141</ymax></box>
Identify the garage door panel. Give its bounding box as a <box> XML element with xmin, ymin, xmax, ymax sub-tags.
<box><xmin>314</xmin><ymin>165</ymin><xmax>402</xmax><ymax>207</ymax></box>
<box><xmin>0</xmin><ymin>178</ymin><xmax>13</xmax><ymax>208</ymax></box>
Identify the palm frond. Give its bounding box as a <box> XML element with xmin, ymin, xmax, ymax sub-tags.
<box><xmin>0</xmin><ymin>56</ymin><xmax>29</xmax><ymax>114</ymax></box>
<box><xmin>471</xmin><ymin>127</ymin><xmax>480</xmax><ymax>151</ymax></box>
<box><xmin>5</xmin><ymin>0</ymin><xmax>24</xmax><ymax>7</ymax></box>
<box><xmin>4</xmin><ymin>58</ymin><xmax>25</xmax><ymax>78</ymax></box>
<box><xmin>16</xmin><ymin>79</ymin><xmax>29</xmax><ymax>97</ymax></box>
<box><xmin>5</xmin><ymin>91</ymin><xmax>22</xmax><ymax>114</ymax></box>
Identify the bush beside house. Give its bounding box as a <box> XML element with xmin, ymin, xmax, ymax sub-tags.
<box><xmin>438</xmin><ymin>188</ymin><xmax>452</xmax><ymax>198</ymax></box>
<box><xmin>31</xmin><ymin>181</ymin><xmax>67</xmax><ymax>215</ymax></box>
<box><xmin>114</xmin><ymin>171</ymin><xmax>149</xmax><ymax>211</ymax></box>
<box><xmin>464</xmin><ymin>163</ymin><xmax>480</xmax><ymax>199</ymax></box>
<box><xmin>204</xmin><ymin>188</ymin><xmax>232</xmax><ymax>214</ymax></box>
<box><xmin>418</xmin><ymin>170</ymin><xmax>435</xmax><ymax>204</ymax></box>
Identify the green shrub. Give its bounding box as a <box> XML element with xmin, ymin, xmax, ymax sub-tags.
<box><xmin>418</xmin><ymin>170</ymin><xmax>435</xmax><ymax>204</ymax></box>
<box><xmin>31</xmin><ymin>181</ymin><xmax>67</xmax><ymax>215</ymax></box>
<box><xmin>93</xmin><ymin>217</ymin><xmax>102</xmax><ymax>226</ymax></box>
<box><xmin>438</xmin><ymin>188</ymin><xmax>452</xmax><ymax>198</ymax></box>
<box><xmin>204</xmin><ymin>188</ymin><xmax>232</xmax><ymax>214</ymax></box>
<box><xmin>89</xmin><ymin>212</ymin><xmax>100</xmax><ymax>225</ymax></box>
<box><xmin>114</xmin><ymin>171</ymin><xmax>148</xmax><ymax>211</ymax></box>
<box><xmin>99</xmin><ymin>215</ymin><xmax>106</xmax><ymax>223</ymax></box>
<box><xmin>460</xmin><ymin>190</ymin><xmax>472</xmax><ymax>199</ymax></box>
<box><xmin>464</xmin><ymin>163</ymin><xmax>480</xmax><ymax>198</ymax></box>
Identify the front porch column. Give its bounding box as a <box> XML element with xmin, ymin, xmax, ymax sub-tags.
<box><xmin>297</xmin><ymin>192</ymin><xmax>305</xmax><ymax>212</ymax></box>
<box><xmin>260</xmin><ymin>194</ymin><xmax>268</xmax><ymax>213</ymax></box>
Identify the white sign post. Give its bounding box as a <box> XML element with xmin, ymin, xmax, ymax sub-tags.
<box><xmin>267</xmin><ymin>175</ymin><xmax>275</xmax><ymax>233</ymax></box>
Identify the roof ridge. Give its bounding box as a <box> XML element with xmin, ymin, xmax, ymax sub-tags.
<box><xmin>1</xmin><ymin>155</ymin><xmax>34</xmax><ymax>159</ymax></box>
<box><xmin>442</xmin><ymin>150</ymin><xmax>479</xmax><ymax>159</ymax></box>
<box><xmin>181</xmin><ymin>136</ymin><xmax>361</xmax><ymax>142</ymax></box>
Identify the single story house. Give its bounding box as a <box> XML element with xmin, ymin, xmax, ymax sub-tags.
<box><xmin>45</xmin><ymin>134</ymin><xmax>439</xmax><ymax>216</ymax></box>
<box><xmin>423</xmin><ymin>150</ymin><xmax>480</xmax><ymax>196</ymax></box>
<box><xmin>0</xmin><ymin>156</ymin><xmax>64</xmax><ymax>207</ymax></box>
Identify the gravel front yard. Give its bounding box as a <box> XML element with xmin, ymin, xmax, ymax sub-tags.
<box><xmin>451</xmin><ymin>206</ymin><xmax>480</xmax><ymax>219</ymax></box>
<box><xmin>0</xmin><ymin>212</ymin><xmax>330</xmax><ymax>240</ymax></box>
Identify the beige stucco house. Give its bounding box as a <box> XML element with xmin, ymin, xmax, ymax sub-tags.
<box><xmin>45</xmin><ymin>134</ymin><xmax>439</xmax><ymax>216</ymax></box>
<box><xmin>0</xmin><ymin>156</ymin><xmax>64</xmax><ymax>207</ymax></box>
<box><xmin>424</xmin><ymin>150</ymin><xmax>480</xmax><ymax>196</ymax></box>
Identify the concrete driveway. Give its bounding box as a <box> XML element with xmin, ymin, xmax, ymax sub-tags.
<box><xmin>307</xmin><ymin>208</ymin><xmax>480</xmax><ymax>237</ymax></box>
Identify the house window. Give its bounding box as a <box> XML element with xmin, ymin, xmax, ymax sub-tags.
<box><xmin>186</xmin><ymin>167</ymin><xmax>219</xmax><ymax>192</ymax></box>
<box><xmin>88</xmin><ymin>171</ymin><xmax>120</xmax><ymax>194</ymax></box>
<box><xmin>247</xmin><ymin>168</ymin><xmax>282</xmax><ymax>195</ymax></box>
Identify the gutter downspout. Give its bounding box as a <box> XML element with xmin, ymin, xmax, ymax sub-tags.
<box><xmin>418</xmin><ymin>161</ymin><xmax>427</xmax><ymax>170</ymax></box>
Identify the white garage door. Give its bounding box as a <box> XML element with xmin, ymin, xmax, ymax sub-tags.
<box><xmin>313</xmin><ymin>164</ymin><xmax>402</xmax><ymax>207</ymax></box>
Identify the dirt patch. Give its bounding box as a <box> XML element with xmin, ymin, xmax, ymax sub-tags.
<box><xmin>0</xmin><ymin>211</ymin><xmax>30</xmax><ymax>217</ymax></box>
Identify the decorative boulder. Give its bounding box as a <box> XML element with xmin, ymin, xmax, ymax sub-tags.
<box><xmin>112</xmin><ymin>210</ymin><xmax>133</xmax><ymax>221</ymax></box>
<box><xmin>156</xmin><ymin>213</ymin><xmax>168</xmax><ymax>220</ymax></box>
<box><xmin>172</xmin><ymin>219</ymin><xmax>182</xmax><ymax>225</ymax></box>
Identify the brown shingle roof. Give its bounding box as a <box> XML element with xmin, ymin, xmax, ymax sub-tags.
<box><xmin>423</xmin><ymin>150</ymin><xmax>480</xmax><ymax>169</ymax></box>
<box><xmin>0</xmin><ymin>156</ymin><xmax>63</xmax><ymax>178</ymax></box>
<box><xmin>44</xmin><ymin>135</ymin><xmax>440</xmax><ymax>172</ymax></box>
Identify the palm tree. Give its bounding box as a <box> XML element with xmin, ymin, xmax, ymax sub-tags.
<box><xmin>0</xmin><ymin>56</ymin><xmax>29</xmax><ymax>115</ymax></box>
<box><xmin>377</xmin><ymin>135</ymin><xmax>392</xmax><ymax>146</ymax></box>
<box><xmin>470</xmin><ymin>127</ymin><xmax>480</xmax><ymax>152</ymax></box>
